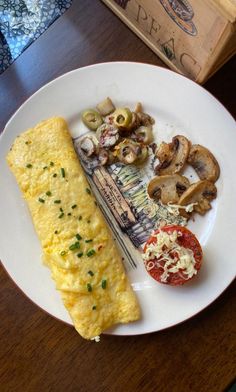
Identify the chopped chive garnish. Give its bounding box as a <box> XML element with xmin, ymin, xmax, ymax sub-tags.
<box><xmin>38</xmin><ymin>198</ymin><xmax>45</xmax><ymax>203</ymax></box>
<box><xmin>87</xmin><ymin>283</ymin><xmax>92</xmax><ymax>292</ymax></box>
<box><xmin>25</xmin><ymin>141</ymin><xmax>29</xmax><ymax>145</ymax></box>
<box><xmin>87</xmin><ymin>220</ymin><xmax>91</xmax><ymax>224</ymax></box>
<box><xmin>54</xmin><ymin>200</ymin><xmax>61</xmax><ymax>204</ymax></box>
<box><xmin>60</xmin><ymin>207</ymin><xmax>63</xmax><ymax>212</ymax></box>
<box><xmin>50</xmin><ymin>162</ymin><xmax>54</xmax><ymax>166</ymax></box>
<box><xmin>26</xmin><ymin>164</ymin><xmax>32</xmax><ymax>168</ymax></box>
<box><xmin>58</xmin><ymin>212</ymin><xmax>64</xmax><ymax>219</ymax></box>
<box><xmin>94</xmin><ymin>201</ymin><xmax>97</xmax><ymax>206</ymax></box>
<box><xmin>71</xmin><ymin>204</ymin><xmax>77</xmax><ymax>209</ymax></box>
<box><xmin>60</xmin><ymin>251</ymin><xmax>66</xmax><ymax>256</ymax></box>
<box><xmin>76</xmin><ymin>234</ymin><xmax>82</xmax><ymax>240</ymax></box>
<box><xmin>101</xmin><ymin>279</ymin><xmax>107</xmax><ymax>289</ymax></box>
<box><xmin>46</xmin><ymin>191</ymin><xmax>52</xmax><ymax>196</ymax></box>
<box><xmin>85</xmin><ymin>239</ymin><xmax>93</xmax><ymax>243</ymax></box>
<box><xmin>77</xmin><ymin>252</ymin><xmax>83</xmax><ymax>258</ymax></box>
<box><xmin>78</xmin><ymin>216</ymin><xmax>82</xmax><ymax>221</ymax></box>
<box><xmin>61</xmin><ymin>168</ymin><xmax>65</xmax><ymax>178</ymax></box>
<box><xmin>92</xmin><ymin>305</ymin><xmax>96</xmax><ymax>310</ymax></box>
<box><xmin>69</xmin><ymin>241</ymin><xmax>80</xmax><ymax>251</ymax></box>
<box><xmin>54</xmin><ymin>230</ymin><xmax>58</xmax><ymax>234</ymax></box>
<box><xmin>88</xmin><ymin>270</ymin><xmax>94</xmax><ymax>276</ymax></box>
<box><xmin>53</xmin><ymin>173</ymin><xmax>57</xmax><ymax>178</ymax></box>
<box><xmin>86</xmin><ymin>249</ymin><xmax>95</xmax><ymax>257</ymax></box>
<box><xmin>43</xmin><ymin>166</ymin><xmax>48</xmax><ymax>170</ymax></box>
<box><xmin>67</xmin><ymin>213</ymin><xmax>72</xmax><ymax>216</ymax></box>
<box><xmin>86</xmin><ymin>188</ymin><xmax>91</xmax><ymax>195</ymax></box>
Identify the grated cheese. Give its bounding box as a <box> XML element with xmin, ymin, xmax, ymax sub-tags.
<box><xmin>143</xmin><ymin>230</ymin><xmax>197</xmax><ymax>283</ymax></box>
<box><xmin>165</xmin><ymin>202</ymin><xmax>198</xmax><ymax>216</ymax></box>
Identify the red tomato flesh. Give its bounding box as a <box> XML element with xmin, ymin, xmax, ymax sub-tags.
<box><xmin>143</xmin><ymin>225</ymin><xmax>203</xmax><ymax>286</ymax></box>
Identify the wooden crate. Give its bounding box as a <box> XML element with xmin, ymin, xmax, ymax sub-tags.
<box><xmin>101</xmin><ymin>0</ymin><xmax>236</xmax><ymax>83</ymax></box>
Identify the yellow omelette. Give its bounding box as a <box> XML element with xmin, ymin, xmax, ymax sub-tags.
<box><xmin>7</xmin><ymin>117</ymin><xmax>140</xmax><ymax>339</ymax></box>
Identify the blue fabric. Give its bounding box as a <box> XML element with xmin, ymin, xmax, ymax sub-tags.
<box><xmin>0</xmin><ymin>0</ymin><xmax>72</xmax><ymax>74</ymax></box>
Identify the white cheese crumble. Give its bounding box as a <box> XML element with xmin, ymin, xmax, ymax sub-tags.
<box><xmin>165</xmin><ymin>202</ymin><xmax>198</xmax><ymax>216</ymax></box>
<box><xmin>91</xmin><ymin>335</ymin><xmax>101</xmax><ymax>342</ymax></box>
<box><xmin>143</xmin><ymin>230</ymin><xmax>197</xmax><ymax>283</ymax></box>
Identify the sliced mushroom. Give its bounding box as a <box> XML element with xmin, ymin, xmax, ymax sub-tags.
<box><xmin>96</xmin><ymin>123</ymin><xmax>120</xmax><ymax>148</ymax></box>
<box><xmin>154</xmin><ymin>135</ymin><xmax>190</xmax><ymax>175</ymax></box>
<box><xmin>78</xmin><ymin>136</ymin><xmax>97</xmax><ymax>157</ymax></box>
<box><xmin>147</xmin><ymin>174</ymin><xmax>190</xmax><ymax>204</ymax></box>
<box><xmin>136</xmin><ymin>146</ymin><xmax>149</xmax><ymax>164</ymax></box>
<box><xmin>187</xmin><ymin>144</ymin><xmax>220</xmax><ymax>182</ymax></box>
<box><xmin>137</xmin><ymin>112</ymin><xmax>155</xmax><ymax>126</ymax></box>
<box><xmin>179</xmin><ymin>180</ymin><xmax>217</xmax><ymax>215</ymax></box>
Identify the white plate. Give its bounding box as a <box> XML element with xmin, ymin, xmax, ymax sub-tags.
<box><xmin>0</xmin><ymin>62</ymin><xmax>236</xmax><ymax>336</ymax></box>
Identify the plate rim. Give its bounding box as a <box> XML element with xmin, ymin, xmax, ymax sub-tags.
<box><xmin>1</xmin><ymin>61</ymin><xmax>236</xmax><ymax>336</ymax></box>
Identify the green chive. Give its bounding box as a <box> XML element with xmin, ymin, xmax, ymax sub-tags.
<box><xmin>46</xmin><ymin>191</ymin><xmax>52</xmax><ymax>196</ymax></box>
<box><xmin>85</xmin><ymin>239</ymin><xmax>93</xmax><ymax>243</ymax></box>
<box><xmin>87</xmin><ymin>283</ymin><xmax>92</xmax><ymax>292</ymax></box>
<box><xmin>71</xmin><ymin>204</ymin><xmax>77</xmax><ymax>209</ymax></box>
<box><xmin>61</xmin><ymin>168</ymin><xmax>65</xmax><ymax>178</ymax></box>
<box><xmin>54</xmin><ymin>230</ymin><xmax>58</xmax><ymax>234</ymax></box>
<box><xmin>38</xmin><ymin>198</ymin><xmax>45</xmax><ymax>203</ymax></box>
<box><xmin>26</xmin><ymin>164</ymin><xmax>32</xmax><ymax>168</ymax></box>
<box><xmin>87</xmin><ymin>220</ymin><xmax>91</xmax><ymax>224</ymax></box>
<box><xmin>67</xmin><ymin>213</ymin><xmax>72</xmax><ymax>216</ymax></box>
<box><xmin>101</xmin><ymin>279</ymin><xmax>107</xmax><ymax>289</ymax></box>
<box><xmin>60</xmin><ymin>251</ymin><xmax>66</xmax><ymax>256</ymax></box>
<box><xmin>54</xmin><ymin>200</ymin><xmax>61</xmax><ymax>204</ymax></box>
<box><xmin>43</xmin><ymin>166</ymin><xmax>48</xmax><ymax>170</ymax></box>
<box><xmin>58</xmin><ymin>212</ymin><xmax>64</xmax><ymax>219</ymax></box>
<box><xmin>86</xmin><ymin>249</ymin><xmax>95</xmax><ymax>257</ymax></box>
<box><xmin>69</xmin><ymin>241</ymin><xmax>80</xmax><ymax>251</ymax></box>
<box><xmin>76</xmin><ymin>234</ymin><xmax>82</xmax><ymax>240</ymax></box>
<box><xmin>77</xmin><ymin>252</ymin><xmax>83</xmax><ymax>258</ymax></box>
<box><xmin>88</xmin><ymin>270</ymin><xmax>94</xmax><ymax>276</ymax></box>
<box><xmin>25</xmin><ymin>141</ymin><xmax>29</xmax><ymax>145</ymax></box>
<box><xmin>86</xmin><ymin>188</ymin><xmax>91</xmax><ymax>195</ymax></box>
<box><xmin>53</xmin><ymin>173</ymin><xmax>57</xmax><ymax>178</ymax></box>
<box><xmin>92</xmin><ymin>305</ymin><xmax>96</xmax><ymax>310</ymax></box>
<box><xmin>50</xmin><ymin>161</ymin><xmax>54</xmax><ymax>166</ymax></box>
<box><xmin>78</xmin><ymin>216</ymin><xmax>82</xmax><ymax>221</ymax></box>
<box><xmin>60</xmin><ymin>207</ymin><xmax>63</xmax><ymax>212</ymax></box>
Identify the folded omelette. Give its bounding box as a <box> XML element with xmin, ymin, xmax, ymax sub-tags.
<box><xmin>7</xmin><ymin>117</ymin><xmax>140</xmax><ymax>339</ymax></box>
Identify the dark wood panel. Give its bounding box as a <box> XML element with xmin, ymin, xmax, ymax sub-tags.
<box><xmin>0</xmin><ymin>1</ymin><xmax>235</xmax><ymax>391</ymax></box>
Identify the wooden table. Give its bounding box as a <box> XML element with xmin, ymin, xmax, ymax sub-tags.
<box><xmin>0</xmin><ymin>2</ymin><xmax>235</xmax><ymax>391</ymax></box>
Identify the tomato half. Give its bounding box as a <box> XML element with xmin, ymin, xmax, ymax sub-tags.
<box><xmin>143</xmin><ymin>225</ymin><xmax>203</xmax><ymax>286</ymax></box>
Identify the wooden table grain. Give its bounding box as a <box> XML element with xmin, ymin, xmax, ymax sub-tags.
<box><xmin>0</xmin><ymin>2</ymin><xmax>235</xmax><ymax>391</ymax></box>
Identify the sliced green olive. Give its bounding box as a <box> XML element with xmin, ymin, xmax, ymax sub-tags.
<box><xmin>96</xmin><ymin>97</ymin><xmax>115</xmax><ymax>116</ymax></box>
<box><xmin>115</xmin><ymin>139</ymin><xmax>141</xmax><ymax>164</ymax></box>
<box><xmin>82</xmin><ymin>109</ymin><xmax>103</xmax><ymax>131</ymax></box>
<box><xmin>113</xmin><ymin>108</ymin><xmax>132</xmax><ymax>130</ymax></box>
<box><xmin>136</xmin><ymin>146</ymin><xmax>149</xmax><ymax>164</ymax></box>
<box><xmin>134</xmin><ymin>126</ymin><xmax>154</xmax><ymax>145</ymax></box>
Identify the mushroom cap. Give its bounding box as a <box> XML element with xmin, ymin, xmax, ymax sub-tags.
<box><xmin>147</xmin><ymin>174</ymin><xmax>190</xmax><ymax>204</ymax></box>
<box><xmin>179</xmin><ymin>180</ymin><xmax>217</xmax><ymax>215</ymax></box>
<box><xmin>187</xmin><ymin>144</ymin><xmax>220</xmax><ymax>183</ymax></box>
<box><xmin>154</xmin><ymin>135</ymin><xmax>190</xmax><ymax>175</ymax></box>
